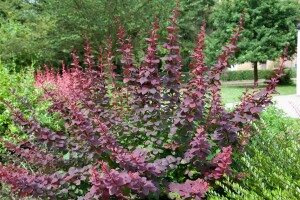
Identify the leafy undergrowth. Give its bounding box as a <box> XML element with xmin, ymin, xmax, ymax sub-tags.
<box><xmin>0</xmin><ymin>7</ymin><xmax>291</xmax><ymax>200</ymax></box>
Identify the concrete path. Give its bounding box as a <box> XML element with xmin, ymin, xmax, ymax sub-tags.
<box><xmin>226</xmin><ymin>94</ymin><xmax>300</xmax><ymax>118</ymax></box>
<box><xmin>272</xmin><ymin>95</ymin><xmax>300</xmax><ymax>118</ymax></box>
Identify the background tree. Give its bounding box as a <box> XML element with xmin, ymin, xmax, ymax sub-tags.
<box><xmin>0</xmin><ymin>0</ymin><xmax>176</xmax><ymax>67</ymax></box>
<box><xmin>45</xmin><ymin>0</ymin><xmax>217</xmax><ymax>70</ymax></box>
<box><xmin>42</xmin><ymin>0</ymin><xmax>176</xmax><ymax>65</ymax></box>
<box><xmin>1</xmin><ymin>0</ymin><xmax>218</xmax><ymax>70</ymax></box>
<box><xmin>178</xmin><ymin>0</ymin><xmax>217</xmax><ymax>70</ymax></box>
<box><xmin>0</xmin><ymin>0</ymin><xmax>56</xmax><ymax>68</ymax></box>
<box><xmin>206</xmin><ymin>0</ymin><xmax>300</xmax><ymax>82</ymax></box>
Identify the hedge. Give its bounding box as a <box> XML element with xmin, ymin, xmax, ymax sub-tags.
<box><xmin>180</xmin><ymin>68</ymin><xmax>296</xmax><ymax>83</ymax></box>
<box><xmin>220</xmin><ymin>69</ymin><xmax>296</xmax><ymax>81</ymax></box>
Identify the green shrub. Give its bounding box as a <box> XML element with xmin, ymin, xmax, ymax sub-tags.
<box><xmin>208</xmin><ymin>106</ymin><xmax>300</xmax><ymax>199</ymax></box>
<box><xmin>0</xmin><ymin>63</ymin><xmax>37</xmax><ymax>134</ymax></box>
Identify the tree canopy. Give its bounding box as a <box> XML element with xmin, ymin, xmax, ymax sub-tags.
<box><xmin>0</xmin><ymin>0</ymin><xmax>56</xmax><ymax>67</ymax></box>
<box><xmin>206</xmin><ymin>0</ymin><xmax>300</xmax><ymax>81</ymax></box>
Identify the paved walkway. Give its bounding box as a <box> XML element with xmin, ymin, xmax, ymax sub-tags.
<box><xmin>272</xmin><ymin>95</ymin><xmax>300</xmax><ymax>118</ymax></box>
<box><xmin>226</xmin><ymin>94</ymin><xmax>300</xmax><ymax>118</ymax></box>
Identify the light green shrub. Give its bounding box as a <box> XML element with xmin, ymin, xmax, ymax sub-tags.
<box><xmin>208</xmin><ymin>107</ymin><xmax>300</xmax><ymax>199</ymax></box>
<box><xmin>0</xmin><ymin>63</ymin><xmax>61</xmax><ymax>162</ymax></box>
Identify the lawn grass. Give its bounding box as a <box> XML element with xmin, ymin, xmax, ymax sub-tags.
<box><xmin>221</xmin><ymin>84</ymin><xmax>296</xmax><ymax>104</ymax></box>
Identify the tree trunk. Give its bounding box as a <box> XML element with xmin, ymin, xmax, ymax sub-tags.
<box><xmin>253</xmin><ymin>62</ymin><xmax>258</xmax><ymax>84</ymax></box>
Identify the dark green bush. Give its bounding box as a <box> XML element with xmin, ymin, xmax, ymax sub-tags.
<box><xmin>264</xmin><ymin>68</ymin><xmax>294</xmax><ymax>85</ymax></box>
<box><xmin>221</xmin><ymin>68</ymin><xmax>296</xmax><ymax>83</ymax></box>
<box><xmin>181</xmin><ymin>69</ymin><xmax>296</xmax><ymax>83</ymax></box>
<box><xmin>181</xmin><ymin>68</ymin><xmax>297</xmax><ymax>84</ymax></box>
<box><xmin>208</xmin><ymin>106</ymin><xmax>300</xmax><ymax>199</ymax></box>
<box><xmin>221</xmin><ymin>69</ymin><xmax>274</xmax><ymax>81</ymax></box>
<box><xmin>221</xmin><ymin>69</ymin><xmax>272</xmax><ymax>81</ymax></box>
<box><xmin>290</xmin><ymin>68</ymin><xmax>297</xmax><ymax>78</ymax></box>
